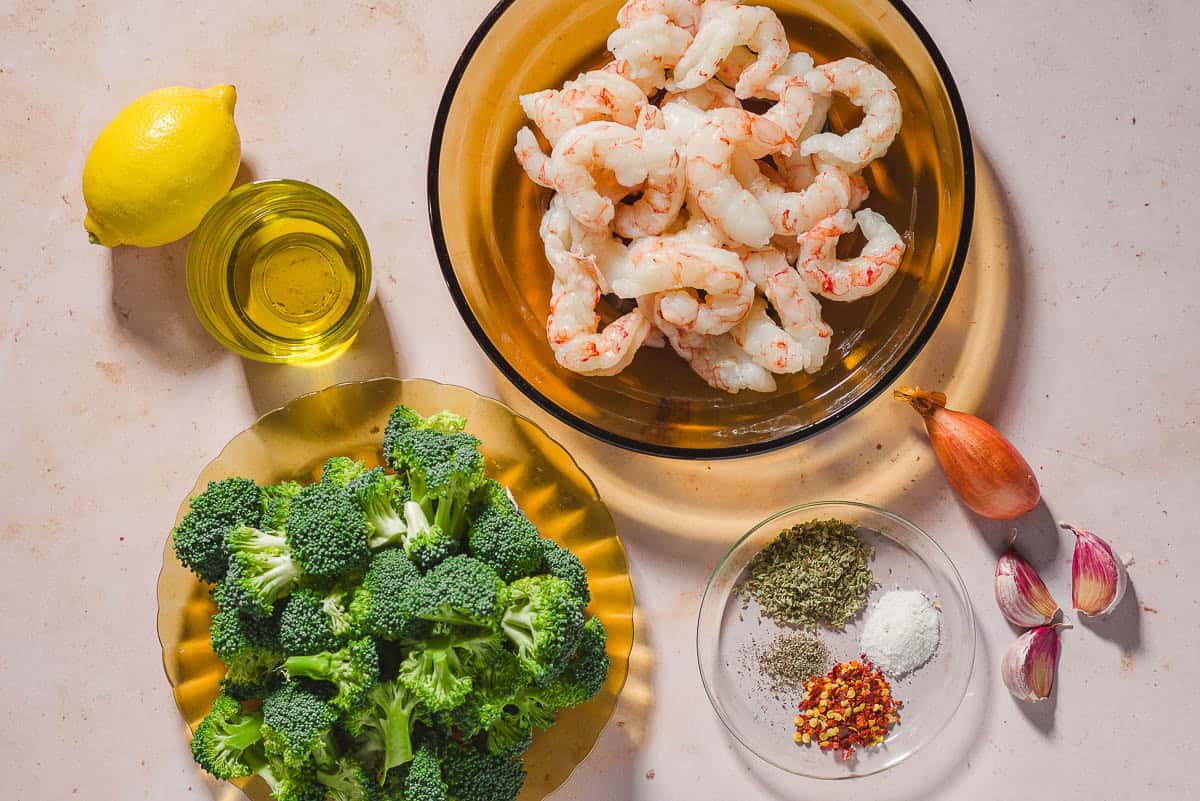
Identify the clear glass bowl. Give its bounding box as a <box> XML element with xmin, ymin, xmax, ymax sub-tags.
<box><xmin>156</xmin><ymin>378</ymin><xmax>634</xmax><ymax>800</ymax></box>
<box><xmin>429</xmin><ymin>0</ymin><xmax>973</xmax><ymax>457</ymax></box>
<box><xmin>696</xmin><ymin>501</ymin><xmax>975</xmax><ymax>778</ymax></box>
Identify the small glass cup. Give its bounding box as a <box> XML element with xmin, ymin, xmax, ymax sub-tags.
<box><xmin>187</xmin><ymin>179</ymin><xmax>374</xmax><ymax>364</ymax></box>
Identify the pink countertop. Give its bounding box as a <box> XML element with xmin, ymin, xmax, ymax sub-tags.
<box><xmin>2</xmin><ymin>1</ymin><xmax>1196</xmax><ymax>799</ymax></box>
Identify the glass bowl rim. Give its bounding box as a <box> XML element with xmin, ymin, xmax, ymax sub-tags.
<box><xmin>694</xmin><ymin>499</ymin><xmax>977</xmax><ymax>778</ymax></box>
<box><xmin>426</xmin><ymin>0</ymin><xmax>977</xmax><ymax>460</ymax></box>
<box><xmin>154</xmin><ymin>376</ymin><xmax>637</xmax><ymax>792</ymax></box>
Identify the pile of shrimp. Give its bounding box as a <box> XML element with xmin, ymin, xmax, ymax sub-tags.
<box><xmin>514</xmin><ymin>0</ymin><xmax>906</xmax><ymax>394</ymax></box>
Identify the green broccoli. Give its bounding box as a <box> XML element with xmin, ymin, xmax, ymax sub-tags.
<box><xmin>345</xmin><ymin>678</ymin><xmax>422</xmax><ymax>780</ymax></box>
<box><xmin>262</xmin><ymin>480</ymin><xmax>304</xmax><ymax>530</ymax></box>
<box><xmin>278</xmin><ymin>588</ymin><xmax>345</xmax><ymax>655</ymax></box>
<box><xmin>190</xmin><ymin>694</ymin><xmax>265</xmax><ymax>779</ymax></box>
<box><xmin>499</xmin><ymin>575</ymin><xmax>585</xmax><ymax>684</ymax></box>
<box><xmin>209</xmin><ymin>593</ymin><xmax>283</xmax><ymax>699</ymax></box>
<box><xmin>436</xmin><ymin>649</ymin><xmax>530</xmax><ymax>740</ymax></box>
<box><xmin>317</xmin><ymin>757</ymin><xmax>384</xmax><ymax>801</ymax></box>
<box><xmin>348</xmin><ymin>467</ymin><xmax>411</xmax><ymax>550</ymax></box>
<box><xmin>399</xmin><ymin>739</ymin><xmax>448</xmax><ymax>801</ymax></box>
<box><xmin>172</xmin><ymin>477</ymin><xmax>263</xmax><ymax>583</ymax></box>
<box><xmin>553</xmin><ymin>616</ymin><xmax>610</xmax><ymax>706</ymax></box>
<box><xmin>397</xmin><ymin>501</ymin><xmax>458</xmax><ymax>572</ymax></box>
<box><xmin>261</xmin><ymin>681</ymin><xmax>340</xmax><ymax>769</ymax></box>
<box><xmin>440</xmin><ymin>737</ymin><xmax>526</xmax><ymax>801</ymax></box>
<box><xmin>287</xmin><ymin>482</ymin><xmax>372</xmax><ymax>580</ymax></box>
<box><xmin>407</xmin><ymin>556</ymin><xmax>504</xmax><ymax>628</ymax></box>
<box><xmin>245</xmin><ymin>748</ymin><xmax>326</xmax><ymax>801</ymax></box>
<box><xmin>538</xmin><ymin>538</ymin><xmax>591</xmax><ymax>606</ymax></box>
<box><xmin>398</xmin><ymin>627</ymin><xmax>500</xmax><ymax>713</ymax></box>
<box><xmin>348</xmin><ymin>548</ymin><xmax>423</xmax><ymax>640</ymax></box>
<box><xmin>225</xmin><ymin>523</ymin><xmax>305</xmax><ymax>616</ymax></box>
<box><xmin>321</xmin><ymin>456</ymin><xmax>369</xmax><ymax>488</ymax></box>
<box><xmin>485</xmin><ymin>718</ymin><xmax>534</xmax><ymax>759</ymax></box>
<box><xmin>466</xmin><ymin>492</ymin><xmax>543</xmax><ymax>582</ymax></box>
<box><xmin>283</xmin><ymin>636</ymin><xmax>381</xmax><ymax>712</ymax></box>
<box><xmin>383</xmin><ymin>408</ymin><xmax>467</xmax><ymax>463</ymax></box>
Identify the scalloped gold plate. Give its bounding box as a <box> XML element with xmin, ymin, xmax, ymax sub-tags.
<box><xmin>156</xmin><ymin>378</ymin><xmax>634</xmax><ymax>801</ymax></box>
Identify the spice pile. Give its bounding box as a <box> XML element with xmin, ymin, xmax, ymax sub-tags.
<box><xmin>758</xmin><ymin>634</ymin><xmax>830</xmax><ymax>692</ymax></box>
<box><xmin>859</xmin><ymin>589</ymin><xmax>940</xmax><ymax>677</ymax></box>
<box><xmin>743</xmin><ymin>519</ymin><xmax>875</xmax><ymax>628</ymax></box>
<box><xmin>794</xmin><ymin>658</ymin><xmax>902</xmax><ymax>761</ymax></box>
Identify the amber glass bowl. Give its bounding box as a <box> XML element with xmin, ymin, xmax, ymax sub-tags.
<box><xmin>429</xmin><ymin>0</ymin><xmax>973</xmax><ymax>458</ymax></box>
<box><xmin>156</xmin><ymin>378</ymin><xmax>634</xmax><ymax>801</ymax></box>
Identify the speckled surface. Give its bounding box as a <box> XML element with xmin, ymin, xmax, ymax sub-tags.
<box><xmin>1</xmin><ymin>1</ymin><xmax>1197</xmax><ymax>799</ymax></box>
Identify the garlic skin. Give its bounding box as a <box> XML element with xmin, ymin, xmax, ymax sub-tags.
<box><xmin>1062</xmin><ymin>522</ymin><xmax>1129</xmax><ymax>618</ymax></box>
<box><xmin>995</xmin><ymin>550</ymin><xmax>1060</xmax><ymax>627</ymax></box>
<box><xmin>894</xmin><ymin>387</ymin><xmax>1040</xmax><ymax>520</ymax></box>
<box><xmin>1001</xmin><ymin>626</ymin><xmax>1061</xmax><ymax>703</ymax></box>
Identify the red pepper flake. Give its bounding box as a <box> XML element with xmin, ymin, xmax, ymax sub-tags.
<box><xmin>792</xmin><ymin>656</ymin><xmax>902</xmax><ymax>761</ymax></box>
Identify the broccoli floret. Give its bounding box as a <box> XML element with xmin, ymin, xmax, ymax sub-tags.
<box><xmin>345</xmin><ymin>678</ymin><xmax>422</xmax><ymax>780</ymax></box>
<box><xmin>190</xmin><ymin>694</ymin><xmax>264</xmax><ymax>779</ymax></box>
<box><xmin>398</xmin><ymin>627</ymin><xmax>501</xmax><ymax>713</ymax></box>
<box><xmin>383</xmin><ymin>407</ymin><xmax>467</xmax><ymax>469</ymax></box>
<box><xmin>553</xmin><ymin>616</ymin><xmax>610</xmax><ymax>706</ymax></box>
<box><xmin>322</xmin><ymin>456</ymin><xmax>369</xmax><ymax>489</ymax></box>
<box><xmin>485</xmin><ymin>718</ymin><xmax>534</xmax><ymax>759</ymax></box>
<box><xmin>279</xmin><ymin>588</ymin><xmax>345</xmax><ymax>655</ymax></box>
<box><xmin>261</xmin><ymin>681</ymin><xmax>340</xmax><ymax>769</ymax></box>
<box><xmin>225</xmin><ymin>523</ymin><xmax>304</xmax><ymax>616</ymax></box>
<box><xmin>172</xmin><ymin>477</ymin><xmax>263</xmax><ymax>583</ymax></box>
<box><xmin>246</xmin><ymin>748</ymin><xmax>326</xmax><ymax>801</ymax></box>
<box><xmin>262</xmin><ymin>481</ymin><xmax>304</xmax><ymax>530</ymax></box>
<box><xmin>440</xmin><ymin>737</ymin><xmax>526</xmax><ymax>801</ymax></box>
<box><xmin>407</xmin><ymin>556</ymin><xmax>503</xmax><ymax>628</ymax></box>
<box><xmin>317</xmin><ymin>757</ymin><xmax>384</xmax><ymax>801</ymax></box>
<box><xmin>349</xmin><ymin>467</ymin><xmax>411</xmax><ymax>550</ymax></box>
<box><xmin>398</xmin><ymin>501</ymin><xmax>459</xmax><ymax>571</ymax></box>
<box><xmin>538</xmin><ymin>538</ymin><xmax>591</xmax><ymax>606</ymax></box>
<box><xmin>437</xmin><ymin>649</ymin><xmax>530</xmax><ymax>740</ymax></box>
<box><xmin>466</xmin><ymin>498</ymin><xmax>543</xmax><ymax>582</ymax></box>
<box><xmin>284</xmin><ymin>636</ymin><xmax>381</xmax><ymax>712</ymax></box>
<box><xmin>349</xmin><ymin>548</ymin><xmax>423</xmax><ymax>640</ymax></box>
<box><xmin>209</xmin><ymin>596</ymin><xmax>283</xmax><ymax>699</ymax></box>
<box><xmin>499</xmin><ymin>575</ymin><xmax>585</xmax><ymax>684</ymax></box>
<box><xmin>400</xmin><ymin>740</ymin><xmax>448</xmax><ymax>801</ymax></box>
<box><xmin>287</xmin><ymin>482</ymin><xmax>372</xmax><ymax>580</ymax></box>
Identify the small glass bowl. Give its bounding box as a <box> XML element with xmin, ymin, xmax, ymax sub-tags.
<box><xmin>187</xmin><ymin>179</ymin><xmax>373</xmax><ymax>364</ymax></box>
<box><xmin>696</xmin><ymin>501</ymin><xmax>975</xmax><ymax>778</ymax></box>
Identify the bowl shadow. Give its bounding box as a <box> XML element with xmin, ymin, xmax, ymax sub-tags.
<box><xmin>495</xmin><ymin>145</ymin><xmax>1029</xmax><ymax>548</ymax></box>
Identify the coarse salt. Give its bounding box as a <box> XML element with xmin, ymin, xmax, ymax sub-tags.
<box><xmin>860</xmin><ymin>589</ymin><xmax>940</xmax><ymax>678</ymax></box>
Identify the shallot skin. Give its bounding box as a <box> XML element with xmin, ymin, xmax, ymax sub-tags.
<box><xmin>895</xmin><ymin>387</ymin><xmax>1040</xmax><ymax>520</ymax></box>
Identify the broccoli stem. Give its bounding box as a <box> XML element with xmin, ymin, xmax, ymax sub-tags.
<box><xmin>218</xmin><ymin>714</ymin><xmax>265</xmax><ymax>752</ymax></box>
<box><xmin>283</xmin><ymin>652</ymin><xmax>337</xmax><ymax>682</ymax></box>
<box><xmin>381</xmin><ymin>693</ymin><xmax>418</xmax><ymax>778</ymax></box>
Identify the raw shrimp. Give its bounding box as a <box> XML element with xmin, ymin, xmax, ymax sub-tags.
<box><xmin>614</xmin><ymin>124</ymin><xmax>686</xmax><ymax>238</ymax></box>
<box><xmin>801</xmin><ymin>58</ymin><xmax>902</xmax><ymax>172</ymax></box>
<box><xmin>714</xmin><ymin>45</ymin><xmax>756</xmax><ymax>88</ymax></box>
<box><xmin>541</xmin><ymin>197</ymin><xmax>653</xmax><ymax>374</ymax></box>
<box><xmin>515</xmin><ymin>126</ymin><xmax>555</xmax><ymax>188</ymax></box>
<box><xmin>608</xmin><ymin>15</ymin><xmax>694</xmax><ymax>92</ymax></box>
<box><xmin>730</xmin><ymin>296</ymin><xmax>828</xmax><ymax>374</ymax></box>
<box><xmin>798</xmin><ymin>208</ymin><xmax>906</xmax><ymax>301</ymax></box>
<box><xmin>671</xmin><ymin>3</ymin><xmax>788</xmax><ymax>98</ymax></box>
<box><xmin>659</xmin><ymin>80</ymin><xmax>739</xmax><ymax>143</ymax></box>
<box><xmin>746</xmin><ymin>161</ymin><xmax>862</xmax><ymax>236</ymax></box>
<box><xmin>640</xmin><ymin>296</ymin><xmax>776</xmax><ymax>393</ymax></box>
<box><xmin>520</xmin><ymin>69</ymin><xmax>646</xmax><ymax>145</ymax></box>
<box><xmin>621</xmin><ymin>235</ymin><xmax>753</xmax><ymax>334</ymax></box>
<box><xmin>741</xmin><ymin>248</ymin><xmax>831</xmax><ymax>371</ymax></box>
<box><xmin>550</xmin><ymin>121</ymin><xmax>647</xmax><ymax>230</ymax></box>
<box><xmin>685</xmin><ymin>108</ymin><xmax>790</xmax><ymax>247</ymax></box>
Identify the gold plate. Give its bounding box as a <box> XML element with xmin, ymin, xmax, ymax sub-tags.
<box><xmin>156</xmin><ymin>378</ymin><xmax>634</xmax><ymax>801</ymax></box>
<box><xmin>430</xmin><ymin>0</ymin><xmax>973</xmax><ymax>457</ymax></box>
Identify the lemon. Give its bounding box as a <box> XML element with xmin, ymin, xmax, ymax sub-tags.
<box><xmin>83</xmin><ymin>85</ymin><xmax>241</xmax><ymax>248</ymax></box>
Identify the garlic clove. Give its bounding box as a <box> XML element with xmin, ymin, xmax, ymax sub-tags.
<box><xmin>1063</xmin><ymin>522</ymin><xmax>1129</xmax><ymax>618</ymax></box>
<box><xmin>995</xmin><ymin>549</ymin><xmax>1060</xmax><ymax>627</ymax></box>
<box><xmin>1001</xmin><ymin>626</ymin><xmax>1062</xmax><ymax>703</ymax></box>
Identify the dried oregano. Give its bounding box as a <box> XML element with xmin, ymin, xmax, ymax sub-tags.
<box><xmin>742</xmin><ymin>518</ymin><xmax>875</xmax><ymax>628</ymax></box>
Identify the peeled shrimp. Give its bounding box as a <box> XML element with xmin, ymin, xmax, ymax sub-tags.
<box><xmin>515</xmin><ymin>126</ymin><xmax>555</xmax><ymax>188</ymax></box>
<box><xmin>742</xmin><ymin>159</ymin><xmax>863</xmax><ymax>236</ymax></box>
<box><xmin>672</xmin><ymin>3</ymin><xmax>788</xmax><ymax>98</ymax></box>
<box><xmin>731</xmin><ymin>296</ymin><xmax>826</xmax><ymax>374</ymax></box>
<box><xmin>685</xmin><ymin>108</ymin><xmax>790</xmax><ymax>247</ymax></box>
<box><xmin>801</xmin><ymin>58</ymin><xmax>902</xmax><ymax>172</ymax></box>
<box><xmin>659</xmin><ymin>80</ymin><xmax>739</xmax><ymax>143</ymax></box>
<box><xmin>798</xmin><ymin>209</ymin><xmax>906</xmax><ymax>301</ymax></box>
<box><xmin>741</xmin><ymin>248</ymin><xmax>831</xmax><ymax>371</ymax></box>
<box><xmin>520</xmin><ymin>69</ymin><xmax>647</xmax><ymax>145</ymax></box>
<box><xmin>541</xmin><ymin>197</ymin><xmax>652</xmax><ymax>374</ymax></box>
<box><xmin>617</xmin><ymin>0</ymin><xmax>701</xmax><ymax>32</ymax></box>
<box><xmin>608</xmin><ymin>15</ymin><xmax>694</xmax><ymax>92</ymax></box>
<box><xmin>614</xmin><ymin>121</ymin><xmax>686</xmax><ymax>238</ymax></box>
<box><xmin>640</xmin><ymin>296</ymin><xmax>776</xmax><ymax>393</ymax></box>
<box><xmin>549</xmin><ymin>121</ymin><xmax>647</xmax><ymax>230</ymax></box>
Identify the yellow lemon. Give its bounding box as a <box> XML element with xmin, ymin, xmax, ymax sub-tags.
<box><xmin>83</xmin><ymin>85</ymin><xmax>241</xmax><ymax>247</ymax></box>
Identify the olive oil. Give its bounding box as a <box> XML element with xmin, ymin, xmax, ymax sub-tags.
<box><xmin>188</xmin><ymin>180</ymin><xmax>372</xmax><ymax>363</ymax></box>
